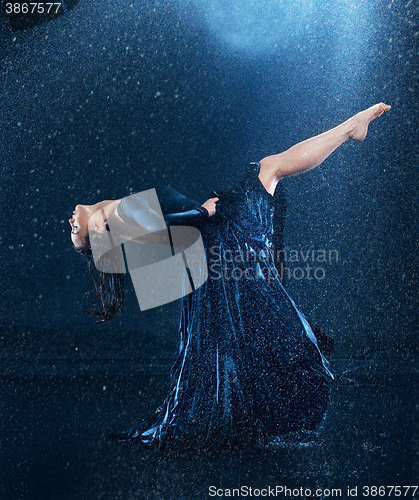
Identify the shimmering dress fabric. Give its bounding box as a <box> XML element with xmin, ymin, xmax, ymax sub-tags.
<box><xmin>110</xmin><ymin>162</ymin><xmax>334</xmax><ymax>449</ymax></box>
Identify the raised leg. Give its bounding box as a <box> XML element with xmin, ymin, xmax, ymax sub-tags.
<box><xmin>259</xmin><ymin>103</ymin><xmax>391</xmax><ymax>194</ymax></box>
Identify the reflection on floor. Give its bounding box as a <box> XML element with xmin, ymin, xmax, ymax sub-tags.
<box><xmin>0</xmin><ymin>364</ymin><xmax>418</xmax><ymax>500</ymax></box>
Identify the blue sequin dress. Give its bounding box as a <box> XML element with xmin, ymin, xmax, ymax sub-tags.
<box><xmin>108</xmin><ymin>162</ymin><xmax>334</xmax><ymax>449</ymax></box>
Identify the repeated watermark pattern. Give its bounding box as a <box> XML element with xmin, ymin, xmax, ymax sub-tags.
<box><xmin>208</xmin><ymin>245</ymin><xmax>339</xmax><ymax>283</ymax></box>
<box><xmin>88</xmin><ymin>189</ymin><xmax>340</xmax><ymax>311</ymax></box>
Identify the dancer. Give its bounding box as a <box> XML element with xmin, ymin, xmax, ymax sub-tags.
<box><xmin>69</xmin><ymin>103</ymin><xmax>390</xmax><ymax>449</ymax></box>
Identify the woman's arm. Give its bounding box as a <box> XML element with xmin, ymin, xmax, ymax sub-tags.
<box><xmin>117</xmin><ymin>186</ymin><xmax>217</xmax><ymax>231</ymax></box>
<box><xmin>259</xmin><ymin>103</ymin><xmax>391</xmax><ymax>194</ymax></box>
<box><xmin>116</xmin><ymin>189</ymin><xmax>217</xmax><ymax>246</ymax></box>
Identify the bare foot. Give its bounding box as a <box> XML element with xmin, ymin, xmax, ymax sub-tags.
<box><xmin>350</xmin><ymin>103</ymin><xmax>391</xmax><ymax>141</ymax></box>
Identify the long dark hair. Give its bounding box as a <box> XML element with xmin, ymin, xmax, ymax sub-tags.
<box><xmin>75</xmin><ymin>232</ymin><xmax>125</xmax><ymax>325</ymax></box>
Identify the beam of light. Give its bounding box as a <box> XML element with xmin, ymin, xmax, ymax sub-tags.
<box><xmin>195</xmin><ymin>0</ymin><xmax>372</xmax><ymax>59</ymax></box>
<box><xmin>201</xmin><ymin>0</ymin><xmax>317</xmax><ymax>55</ymax></box>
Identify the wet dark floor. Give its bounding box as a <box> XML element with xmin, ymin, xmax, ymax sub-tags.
<box><xmin>0</xmin><ymin>366</ymin><xmax>418</xmax><ymax>500</ymax></box>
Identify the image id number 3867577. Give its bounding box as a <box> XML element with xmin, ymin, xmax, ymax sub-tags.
<box><xmin>5</xmin><ymin>3</ymin><xmax>62</xmax><ymax>14</ymax></box>
<box><xmin>362</xmin><ymin>486</ymin><xmax>418</xmax><ymax>496</ymax></box>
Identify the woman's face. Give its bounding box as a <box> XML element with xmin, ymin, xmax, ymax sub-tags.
<box><xmin>68</xmin><ymin>201</ymin><xmax>115</xmax><ymax>248</ymax></box>
<box><xmin>69</xmin><ymin>205</ymin><xmax>89</xmax><ymax>248</ymax></box>
<box><xmin>69</xmin><ymin>204</ymin><xmax>104</xmax><ymax>248</ymax></box>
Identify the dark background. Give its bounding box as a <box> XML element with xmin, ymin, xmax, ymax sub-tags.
<box><xmin>0</xmin><ymin>0</ymin><xmax>418</xmax><ymax>365</ymax></box>
<box><xmin>0</xmin><ymin>2</ymin><xmax>418</xmax><ymax>499</ymax></box>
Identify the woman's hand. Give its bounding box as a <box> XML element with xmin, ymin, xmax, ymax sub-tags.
<box><xmin>201</xmin><ymin>197</ymin><xmax>219</xmax><ymax>217</ymax></box>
